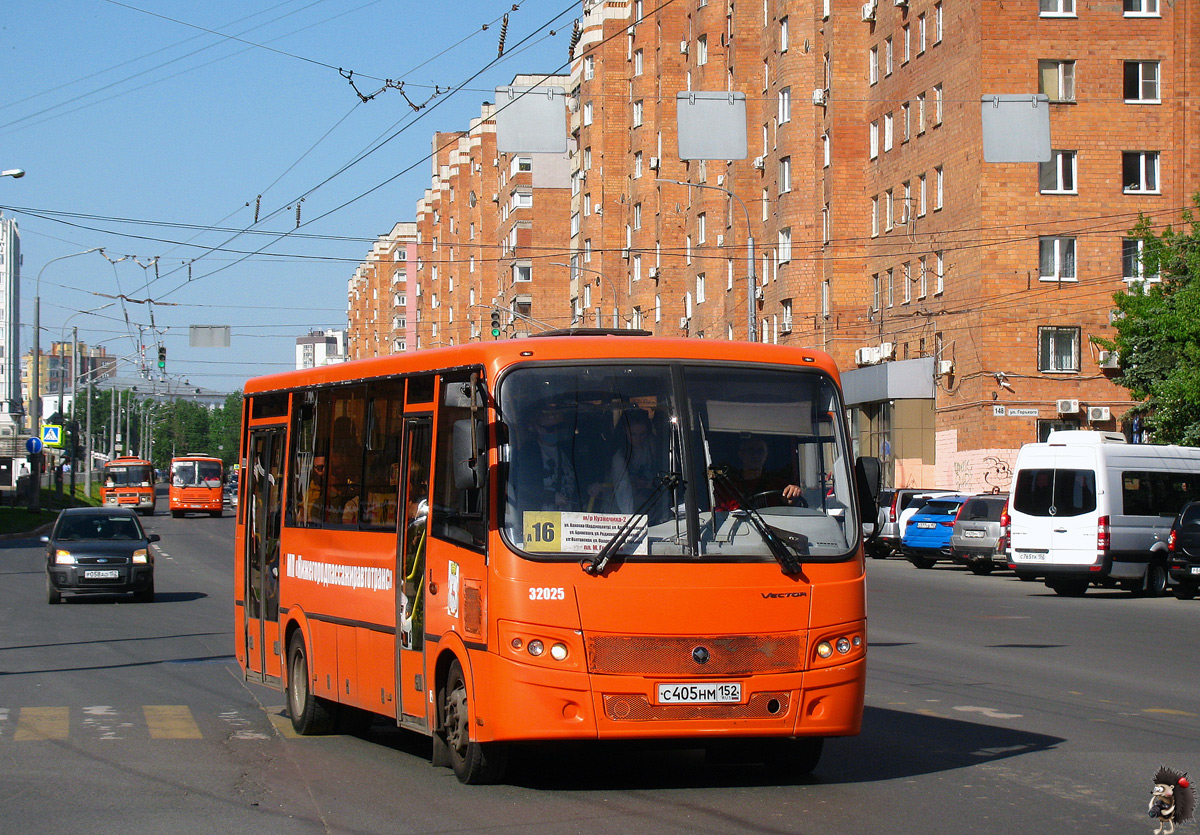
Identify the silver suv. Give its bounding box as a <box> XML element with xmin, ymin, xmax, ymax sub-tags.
<box><xmin>949</xmin><ymin>494</ymin><xmax>1009</xmax><ymax>575</ymax></box>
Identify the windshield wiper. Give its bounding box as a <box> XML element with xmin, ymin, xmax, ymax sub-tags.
<box><xmin>581</xmin><ymin>472</ymin><xmax>682</xmax><ymax>576</ymax></box>
<box><xmin>708</xmin><ymin>466</ymin><xmax>805</xmax><ymax>575</ymax></box>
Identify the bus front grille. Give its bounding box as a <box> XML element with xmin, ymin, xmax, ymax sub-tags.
<box><xmin>603</xmin><ymin>692</ymin><xmax>791</xmax><ymax>721</ymax></box>
<box><xmin>586</xmin><ymin>635</ymin><xmax>802</xmax><ymax>676</ymax></box>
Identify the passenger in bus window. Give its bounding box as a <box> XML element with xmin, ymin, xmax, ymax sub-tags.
<box><xmin>716</xmin><ymin>435</ymin><xmax>802</xmax><ymax>509</ymax></box>
<box><xmin>517</xmin><ymin>405</ymin><xmax>581</xmax><ymax>511</ymax></box>
<box><xmin>608</xmin><ymin>410</ymin><xmax>658</xmax><ymax>513</ymax></box>
<box><xmin>299</xmin><ymin>456</ymin><xmax>326</xmax><ymax>525</ymax></box>
<box><xmin>326</xmin><ymin>416</ymin><xmax>362</xmax><ymax>523</ymax></box>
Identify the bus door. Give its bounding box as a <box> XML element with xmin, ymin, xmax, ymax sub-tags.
<box><xmin>244</xmin><ymin>427</ymin><xmax>285</xmax><ymax>683</ymax></box>
<box><xmin>396</xmin><ymin>417</ymin><xmax>433</xmax><ymax>728</ymax></box>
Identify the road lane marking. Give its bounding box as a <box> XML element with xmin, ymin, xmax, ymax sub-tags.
<box><xmin>15</xmin><ymin>707</ymin><xmax>70</xmax><ymax>740</ymax></box>
<box><xmin>268</xmin><ymin>711</ymin><xmax>299</xmax><ymax>738</ymax></box>
<box><xmin>953</xmin><ymin>705</ymin><xmax>1023</xmax><ymax>720</ymax></box>
<box><xmin>144</xmin><ymin>705</ymin><xmax>203</xmax><ymax>739</ymax></box>
<box><xmin>1145</xmin><ymin>708</ymin><xmax>1198</xmax><ymax>717</ymax></box>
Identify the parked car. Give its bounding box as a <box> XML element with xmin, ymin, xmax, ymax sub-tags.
<box><xmin>875</xmin><ymin>488</ymin><xmax>956</xmax><ymax>558</ymax></box>
<box><xmin>864</xmin><ymin>488</ymin><xmax>895</xmax><ymax>558</ymax></box>
<box><xmin>43</xmin><ymin>507</ymin><xmax>160</xmax><ymax>604</ymax></box>
<box><xmin>901</xmin><ymin>494</ymin><xmax>971</xmax><ymax>569</ymax></box>
<box><xmin>949</xmin><ymin>494</ymin><xmax>1009</xmax><ymax>575</ymax></box>
<box><xmin>1167</xmin><ymin>500</ymin><xmax>1200</xmax><ymax>600</ymax></box>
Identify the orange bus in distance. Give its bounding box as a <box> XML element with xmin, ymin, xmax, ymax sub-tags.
<box><xmin>101</xmin><ymin>456</ymin><xmax>157</xmax><ymax>516</ymax></box>
<box><xmin>169</xmin><ymin>454</ymin><xmax>224</xmax><ymax>518</ymax></box>
<box><xmin>234</xmin><ymin>332</ymin><xmax>880</xmax><ymax>784</ymax></box>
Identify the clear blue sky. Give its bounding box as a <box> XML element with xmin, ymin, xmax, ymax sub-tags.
<box><xmin>1</xmin><ymin>0</ymin><xmax>575</xmax><ymax>393</ymax></box>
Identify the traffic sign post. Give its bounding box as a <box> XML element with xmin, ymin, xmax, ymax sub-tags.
<box><xmin>42</xmin><ymin>424</ymin><xmax>64</xmax><ymax>448</ymax></box>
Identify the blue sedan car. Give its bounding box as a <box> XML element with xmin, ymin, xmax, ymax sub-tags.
<box><xmin>901</xmin><ymin>494</ymin><xmax>970</xmax><ymax>569</ymax></box>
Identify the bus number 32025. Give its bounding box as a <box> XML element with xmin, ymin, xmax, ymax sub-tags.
<box><xmin>529</xmin><ymin>587</ymin><xmax>566</xmax><ymax>600</ymax></box>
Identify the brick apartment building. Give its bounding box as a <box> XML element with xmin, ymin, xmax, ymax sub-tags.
<box><xmin>348</xmin><ymin>0</ymin><xmax>1196</xmax><ymax>492</ymax></box>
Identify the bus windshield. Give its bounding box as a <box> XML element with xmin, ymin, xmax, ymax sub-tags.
<box><xmin>106</xmin><ymin>465</ymin><xmax>154</xmax><ymax>487</ymax></box>
<box><xmin>172</xmin><ymin>460</ymin><xmax>222</xmax><ymax>487</ymax></box>
<box><xmin>500</xmin><ymin>362</ymin><xmax>857</xmax><ymax>564</ymax></box>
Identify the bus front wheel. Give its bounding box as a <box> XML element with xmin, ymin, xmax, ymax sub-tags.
<box><xmin>440</xmin><ymin>659</ymin><xmax>508</xmax><ymax>784</ymax></box>
<box><xmin>286</xmin><ymin>632</ymin><xmax>337</xmax><ymax>735</ymax></box>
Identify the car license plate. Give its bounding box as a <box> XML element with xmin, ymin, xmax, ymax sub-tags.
<box><xmin>84</xmin><ymin>569</ymin><xmax>120</xmax><ymax>579</ymax></box>
<box><xmin>1014</xmin><ymin>550</ymin><xmax>1046</xmax><ymax>562</ymax></box>
<box><xmin>1191</xmin><ymin>566</ymin><xmax>1200</xmax><ymax>576</ymax></box>
<box><xmin>964</xmin><ymin>530</ymin><xmax>985</xmax><ymax>538</ymax></box>
<box><xmin>917</xmin><ymin>522</ymin><xmax>936</xmax><ymax>529</ymax></box>
<box><xmin>656</xmin><ymin>682</ymin><xmax>741</xmax><ymax>704</ymax></box>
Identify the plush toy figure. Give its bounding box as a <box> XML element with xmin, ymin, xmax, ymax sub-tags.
<box><xmin>1149</xmin><ymin>766</ymin><xmax>1195</xmax><ymax>835</ymax></box>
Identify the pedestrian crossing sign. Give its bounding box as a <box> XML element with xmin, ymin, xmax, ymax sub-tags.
<box><xmin>42</xmin><ymin>424</ymin><xmax>64</xmax><ymax>448</ymax></box>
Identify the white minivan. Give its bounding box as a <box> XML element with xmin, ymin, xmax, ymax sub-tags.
<box><xmin>1006</xmin><ymin>430</ymin><xmax>1200</xmax><ymax>596</ymax></box>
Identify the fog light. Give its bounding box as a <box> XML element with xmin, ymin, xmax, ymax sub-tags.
<box><xmin>836</xmin><ymin>637</ymin><xmax>851</xmax><ymax>654</ymax></box>
<box><xmin>510</xmin><ymin>637</ymin><xmax>523</xmax><ymax>650</ymax></box>
<box><xmin>852</xmin><ymin>635</ymin><xmax>863</xmax><ymax>648</ymax></box>
<box><xmin>550</xmin><ymin>643</ymin><xmax>568</xmax><ymax>661</ymax></box>
<box><xmin>528</xmin><ymin>640</ymin><xmax>545</xmax><ymax>657</ymax></box>
<box><xmin>816</xmin><ymin>641</ymin><xmax>833</xmax><ymax>659</ymax></box>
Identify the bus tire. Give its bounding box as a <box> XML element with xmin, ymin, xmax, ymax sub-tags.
<box><xmin>441</xmin><ymin>658</ymin><xmax>508</xmax><ymax>784</ymax></box>
<box><xmin>760</xmin><ymin>737</ymin><xmax>823</xmax><ymax>775</ymax></box>
<box><xmin>287</xmin><ymin>632</ymin><xmax>337</xmax><ymax>735</ymax></box>
<box><xmin>171</xmin><ymin>510</ymin><xmax>183</xmax><ymax>519</ymax></box>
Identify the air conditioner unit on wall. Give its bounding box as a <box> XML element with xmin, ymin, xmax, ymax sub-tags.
<box><xmin>855</xmin><ymin>347</ymin><xmax>869</xmax><ymax>365</ymax></box>
<box><xmin>1087</xmin><ymin>406</ymin><xmax>1112</xmax><ymax>422</ymax></box>
<box><xmin>680</xmin><ymin>40</ymin><xmax>689</xmax><ymax>54</ymax></box>
<box><xmin>1057</xmin><ymin>399</ymin><xmax>1080</xmax><ymax>414</ymax></box>
<box><xmin>937</xmin><ymin>359</ymin><xmax>954</xmax><ymax>376</ymax></box>
<box><xmin>1098</xmin><ymin>349</ymin><xmax>1119</xmax><ymax>369</ymax></box>
<box><xmin>894</xmin><ymin>0</ymin><xmax>907</xmax><ymax>6</ymax></box>
<box><xmin>752</xmin><ymin>156</ymin><xmax>765</xmax><ymax>170</ymax></box>
<box><xmin>812</xmin><ymin>88</ymin><xmax>827</xmax><ymax>106</ymax></box>
<box><xmin>680</xmin><ymin>317</ymin><xmax>690</xmax><ymax>329</ymax></box>
<box><xmin>648</xmin><ymin>156</ymin><xmax>660</xmax><ymax>170</ymax></box>
<box><xmin>861</xmin><ymin>2</ymin><xmax>876</xmax><ymax>21</ymax></box>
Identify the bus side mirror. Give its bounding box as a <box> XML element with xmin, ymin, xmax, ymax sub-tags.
<box><xmin>855</xmin><ymin>456</ymin><xmax>882</xmax><ymax>528</ymax></box>
<box><xmin>452</xmin><ymin>419</ymin><xmax>486</xmax><ymax>489</ymax></box>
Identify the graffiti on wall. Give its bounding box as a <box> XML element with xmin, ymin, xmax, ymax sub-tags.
<box><xmin>953</xmin><ymin>455</ymin><xmax>1013</xmax><ymax>494</ymax></box>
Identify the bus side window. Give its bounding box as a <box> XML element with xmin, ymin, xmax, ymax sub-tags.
<box><xmin>431</xmin><ymin>371</ymin><xmax>487</xmax><ymax>549</ymax></box>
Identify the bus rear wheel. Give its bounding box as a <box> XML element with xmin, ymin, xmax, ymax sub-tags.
<box><xmin>441</xmin><ymin>659</ymin><xmax>507</xmax><ymax>784</ymax></box>
<box><xmin>287</xmin><ymin>632</ymin><xmax>337</xmax><ymax>735</ymax></box>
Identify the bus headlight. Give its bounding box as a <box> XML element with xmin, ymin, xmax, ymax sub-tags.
<box><xmin>816</xmin><ymin>641</ymin><xmax>833</xmax><ymax>659</ymax></box>
<box><xmin>550</xmin><ymin>643</ymin><xmax>568</xmax><ymax>661</ymax></box>
<box><xmin>527</xmin><ymin>640</ymin><xmax>545</xmax><ymax>657</ymax></box>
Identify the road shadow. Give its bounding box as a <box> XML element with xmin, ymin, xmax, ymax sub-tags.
<box><xmin>357</xmin><ymin>705</ymin><xmax>1061</xmax><ymax>790</ymax></box>
<box><xmin>53</xmin><ymin>590</ymin><xmax>207</xmax><ymax>604</ymax></box>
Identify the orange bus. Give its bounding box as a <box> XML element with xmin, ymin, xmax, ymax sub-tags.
<box><xmin>234</xmin><ymin>333</ymin><xmax>879</xmax><ymax>783</ymax></box>
<box><xmin>168</xmin><ymin>454</ymin><xmax>224</xmax><ymax>518</ymax></box>
<box><xmin>101</xmin><ymin>456</ymin><xmax>157</xmax><ymax>515</ymax></box>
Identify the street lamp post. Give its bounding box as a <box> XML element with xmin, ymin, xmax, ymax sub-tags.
<box><xmin>1</xmin><ymin>169</ymin><xmax>25</xmax><ymax>180</ymax></box>
<box><xmin>31</xmin><ymin>248</ymin><xmax>103</xmax><ymax>510</ymax></box>
<box><xmin>657</xmin><ymin>178</ymin><xmax>756</xmax><ymax>342</ymax></box>
<box><xmin>550</xmin><ymin>262</ymin><xmax>620</xmax><ymax>329</ymax></box>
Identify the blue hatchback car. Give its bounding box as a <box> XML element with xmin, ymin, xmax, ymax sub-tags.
<box><xmin>901</xmin><ymin>494</ymin><xmax>970</xmax><ymax>569</ymax></box>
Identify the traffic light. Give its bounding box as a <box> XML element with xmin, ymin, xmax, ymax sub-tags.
<box><xmin>157</xmin><ymin>346</ymin><xmax>166</xmax><ymax>369</ymax></box>
<box><xmin>490</xmin><ymin>311</ymin><xmax>502</xmax><ymax>338</ymax></box>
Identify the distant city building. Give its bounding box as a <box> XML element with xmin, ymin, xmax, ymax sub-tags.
<box><xmin>22</xmin><ymin>341</ymin><xmax>117</xmax><ymax>422</ymax></box>
<box><xmin>348</xmin><ymin>222</ymin><xmax>416</xmax><ymax>359</ymax></box>
<box><xmin>296</xmin><ymin>329</ymin><xmax>348</xmax><ymax>369</ymax></box>
<box><xmin>0</xmin><ymin>215</ymin><xmax>20</xmax><ymax>420</ymax></box>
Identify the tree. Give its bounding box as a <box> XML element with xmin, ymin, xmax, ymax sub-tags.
<box><xmin>1098</xmin><ymin>201</ymin><xmax>1200</xmax><ymax>444</ymax></box>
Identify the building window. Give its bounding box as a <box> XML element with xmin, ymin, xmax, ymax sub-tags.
<box><xmin>933</xmin><ymin>84</ymin><xmax>943</xmax><ymax>125</ymax></box>
<box><xmin>778</xmin><ymin>156</ymin><xmax>791</xmax><ymax>194</ymax></box>
<box><xmin>918</xmin><ymin>173</ymin><xmax>927</xmax><ymax>216</ymax></box>
<box><xmin>1123</xmin><ymin>151</ymin><xmax>1160</xmax><ymax>193</ymax></box>
<box><xmin>1039</xmin><ymin>236</ymin><xmax>1077</xmax><ymax>281</ymax></box>
<box><xmin>1124</xmin><ymin>0</ymin><xmax>1159</xmax><ymax>16</ymax></box>
<box><xmin>869</xmin><ymin>121</ymin><xmax>879</xmax><ymax>159</ymax></box>
<box><xmin>936</xmin><ymin>251</ymin><xmax>944</xmax><ymax>293</ymax></box>
<box><xmin>696</xmin><ymin>273</ymin><xmax>706</xmax><ymax>303</ymax></box>
<box><xmin>634</xmin><ymin>49</ymin><xmax>644</xmax><ymax>76</ymax></box>
<box><xmin>583</xmin><ymin>101</ymin><xmax>593</xmax><ymax>125</ymax></box>
<box><xmin>885</xmin><ymin>189</ymin><xmax>894</xmax><ymax>230</ymax></box>
<box><xmin>1039</xmin><ymin>60</ymin><xmax>1076</xmax><ymax>102</ymax></box>
<box><xmin>634</xmin><ymin>151</ymin><xmax>643</xmax><ymax>179</ymax></box>
<box><xmin>901</xmin><ymin>102</ymin><xmax>911</xmax><ymax>142</ymax></box>
<box><xmin>778</xmin><ymin>87</ymin><xmax>791</xmax><ymax>124</ymax></box>
<box><xmin>1038</xmin><ymin>326</ymin><xmax>1080</xmax><ymax>373</ymax></box>
<box><xmin>902</xmin><ymin>262</ymin><xmax>912</xmax><ymax>304</ymax></box>
<box><xmin>1039</xmin><ymin>150</ymin><xmax>1077</xmax><ymax>193</ymax></box>
<box><xmin>872</xmin><ymin>274</ymin><xmax>881</xmax><ymax>312</ymax></box>
<box><xmin>934</xmin><ymin>2</ymin><xmax>943</xmax><ymax>44</ymax></box>
<box><xmin>823</xmin><ymin>131</ymin><xmax>831</xmax><ymax>167</ymax></box>
<box><xmin>778</xmin><ymin>227</ymin><xmax>792</xmax><ymax>263</ymax></box>
<box><xmin>822</xmin><ymin>204</ymin><xmax>830</xmax><ymax>244</ymax></box>
<box><xmin>1039</xmin><ymin>0</ymin><xmax>1075</xmax><ymax>16</ymax></box>
<box><xmin>697</xmin><ymin>35</ymin><xmax>708</xmax><ymax>65</ymax></box>
<box><xmin>633</xmin><ymin>100</ymin><xmax>644</xmax><ymax>127</ymax></box>
<box><xmin>780</xmin><ymin>16</ymin><xmax>789</xmax><ymax>52</ymax></box>
<box><xmin>632</xmin><ymin>253</ymin><xmax>641</xmax><ymax>281</ymax></box>
<box><xmin>1122</xmin><ymin>237</ymin><xmax>1160</xmax><ymax>284</ymax></box>
<box><xmin>869</xmin><ymin>46</ymin><xmax>879</xmax><ymax>85</ymax></box>
<box><xmin>584</xmin><ymin>55</ymin><xmax>595</xmax><ymax>80</ymax></box>
<box><xmin>871</xmin><ymin>196</ymin><xmax>879</xmax><ymax>237</ymax></box>
<box><xmin>918</xmin><ymin>13</ymin><xmax>927</xmax><ymax>53</ymax></box>
<box><xmin>886</xmin><ymin>268</ymin><xmax>895</xmax><ymax>307</ymax></box>
<box><xmin>918</xmin><ymin>256</ymin><xmax>928</xmax><ymax>298</ymax></box>
<box><xmin>1124</xmin><ymin>61</ymin><xmax>1160</xmax><ymax>103</ymax></box>
<box><xmin>885</xmin><ymin>37</ymin><xmax>894</xmax><ymax>76</ymax></box>
<box><xmin>883</xmin><ymin>113</ymin><xmax>893</xmax><ymax>151</ymax></box>
<box><xmin>633</xmin><ymin>202</ymin><xmax>643</xmax><ymax>230</ymax></box>
<box><xmin>935</xmin><ymin>166</ymin><xmax>944</xmax><ymax>210</ymax></box>
<box><xmin>697</xmin><ymin>212</ymin><xmax>706</xmax><ymax>243</ymax></box>
<box><xmin>821</xmin><ymin>281</ymin><xmax>830</xmax><ymax>320</ymax></box>
<box><xmin>902</xmin><ymin>25</ymin><xmax>911</xmax><ymax>64</ymax></box>
<box><xmin>781</xmin><ymin>298</ymin><xmax>793</xmax><ymax>332</ymax></box>
<box><xmin>917</xmin><ymin>92</ymin><xmax>926</xmax><ymax>133</ymax></box>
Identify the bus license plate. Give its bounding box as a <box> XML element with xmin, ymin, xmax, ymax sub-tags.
<box><xmin>657</xmin><ymin>682</ymin><xmax>741</xmax><ymax>704</ymax></box>
<box><xmin>85</xmin><ymin>569</ymin><xmax>120</xmax><ymax>579</ymax></box>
